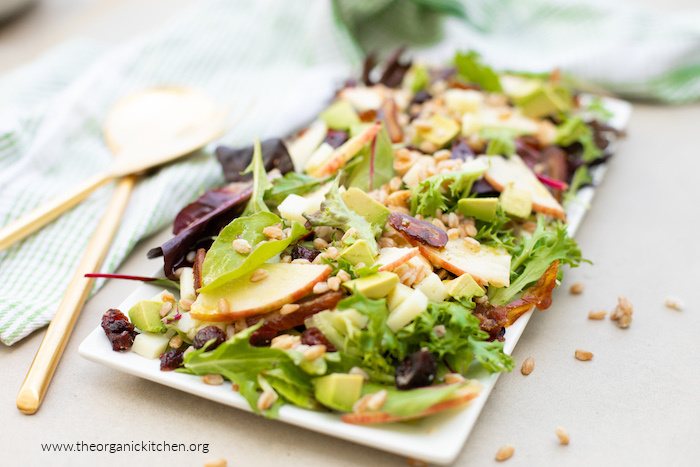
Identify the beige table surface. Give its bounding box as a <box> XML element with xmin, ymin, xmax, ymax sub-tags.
<box><xmin>1</xmin><ymin>1</ymin><xmax>699</xmax><ymax>466</ymax></box>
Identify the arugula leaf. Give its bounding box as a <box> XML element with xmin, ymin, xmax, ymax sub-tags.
<box><xmin>410</xmin><ymin>165</ymin><xmax>487</xmax><ymax>217</ymax></box>
<box><xmin>488</xmin><ymin>217</ymin><xmax>587</xmax><ymax>305</ymax></box>
<box><xmin>554</xmin><ymin>116</ymin><xmax>602</xmax><ymax>163</ymax></box>
<box><xmin>199</xmin><ymin>212</ymin><xmax>307</xmax><ymax>292</ymax></box>
<box><xmin>305</xmin><ymin>175</ymin><xmax>380</xmax><ymax>256</ymax></box>
<box><xmin>454</xmin><ymin>51</ymin><xmax>502</xmax><ymax>93</ymax></box>
<box><xmin>344</xmin><ymin>123</ymin><xmax>396</xmax><ymax>192</ymax></box>
<box><xmin>242</xmin><ymin>138</ymin><xmax>272</xmax><ymax>216</ymax></box>
<box><xmin>184</xmin><ymin>323</ymin><xmax>312</xmax><ymax>415</ymax></box>
<box><xmin>265</xmin><ymin>172</ymin><xmax>329</xmax><ymax>208</ymax></box>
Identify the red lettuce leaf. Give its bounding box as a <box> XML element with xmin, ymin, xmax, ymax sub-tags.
<box><xmin>215</xmin><ymin>139</ymin><xmax>294</xmax><ymax>183</ymax></box>
<box><xmin>148</xmin><ymin>184</ymin><xmax>253</xmax><ymax>279</ymax></box>
<box><xmin>173</xmin><ymin>184</ymin><xmax>249</xmax><ymax>235</ymax></box>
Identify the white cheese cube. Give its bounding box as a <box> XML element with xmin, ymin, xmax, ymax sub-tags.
<box><xmin>444</xmin><ymin>89</ymin><xmax>484</xmax><ymax>115</ymax></box>
<box><xmin>339</xmin><ymin>87</ymin><xmax>384</xmax><ymax>112</ymax></box>
<box><xmin>179</xmin><ymin>267</ymin><xmax>196</xmax><ymax>302</ymax></box>
<box><xmin>132</xmin><ymin>329</ymin><xmax>175</xmax><ymax>359</ymax></box>
<box><xmin>177</xmin><ymin>312</ymin><xmax>198</xmax><ymax>338</ymax></box>
<box><xmin>386</xmin><ymin>289</ymin><xmax>429</xmax><ymax>332</ymax></box>
<box><xmin>387</xmin><ymin>283</ymin><xmax>413</xmax><ymax>311</ymax></box>
<box><xmin>461</xmin><ymin>113</ymin><xmax>482</xmax><ymax>137</ymax></box>
<box><xmin>278</xmin><ymin>194</ymin><xmax>315</xmax><ymax>225</ymax></box>
<box><xmin>415</xmin><ymin>273</ymin><xmax>449</xmax><ymax>303</ymax></box>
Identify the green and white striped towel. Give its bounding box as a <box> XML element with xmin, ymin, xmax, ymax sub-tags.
<box><xmin>336</xmin><ymin>0</ymin><xmax>700</xmax><ymax>103</ymax></box>
<box><xmin>1</xmin><ymin>0</ymin><xmax>698</xmax><ymax>345</ymax></box>
<box><xmin>0</xmin><ymin>0</ymin><xmax>361</xmax><ymax>345</ymax></box>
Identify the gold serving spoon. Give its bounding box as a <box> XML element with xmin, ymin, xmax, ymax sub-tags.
<box><xmin>16</xmin><ymin>87</ymin><xmax>226</xmax><ymax>415</ymax></box>
<box><xmin>0</xmin><ymin>87</ymin><xmax>225</xmax><ymax>251</ymax></box>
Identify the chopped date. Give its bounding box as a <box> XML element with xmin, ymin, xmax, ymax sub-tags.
<box><xmin>192</xmin><ymin>248</ymin><xmax>206</xmax><ymax>295</ymax></box>
<box><xmin>247</xmin><ymin>291</ymin><xmax>346</xmax><ymax>331</ymax></box>
<box><xmin>388</xmin><ymin>213</ymin><xmax>448</xmax><ymax>248</ymax></box>
<box><xmin>301</xmin><ymin>327</ymin><xmax>336</xmax><ymax>352</ymax></box>
<box><xmin>192</xmin><ymin>326</ymin><xmax>226</xmax><ymax>351</ymax></box>
<box><xmin>101</xmin><ymin>309</ymin><xmax>136</xmax><ymax>351</ymax></box>
<box><xmin>291</xmin><ymin>244</ymin><xmax>321</xmax><ymax>262</ymax></box>
<box><xmin>160</xmin><ymin>349</ymin><xmax>185</xmax><ymax>371</ymax></box>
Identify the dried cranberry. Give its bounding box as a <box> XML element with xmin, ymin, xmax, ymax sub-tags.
<box><xmin>450</xmin><ymin>139</ymin><xmax>475</xmax><ymax>161</ymax></box>
<box><xmin>160</xmin><ymin>349</ymin><xmax>185</xmax><ymax>371</ymax></box>
<box><xmin>388</xmin><ymin>213</ymin><xmax>448</xmax><ymax>248</ymax></box>
<box><xmin>410</xmin><ymin>90</ymin><xmax>432</xmax><ymax>106</ymax></box>
<box><xmin>249</xmin><ymin>326</ymin><xmax>278</xmax><ymax>347</ymax></box>
<box><xmin>470</xmin><ymin>178</ymin><xmax>499</xmax><ymax>197</ymax></box>
<box><xmin>101</xmin><ymin>309</ymin><xmax>136</xmax><ymax>351</ymax></box>
<box><xmin>301</xmin><ymin>327</ymin><xmax>336</xmax><ymax>352</ymax></box>
<box><xmin>192</xmin><ymin>326</ymin><xmax>226</xmax><ymax>351</ymax></box>
<box><xmin>395</xmin><ymin>349</ymin><xmax>437</xmax><ymax>390</ymax></box>
<box><xmin>291</xmin><ymin>244</ymin><xmax>321</xmax><ymax>262</ymax></box>
<box><xmin>324</xmin><ymin>130</ymin><xmax>349</xmax><ymax>149</ymax></box>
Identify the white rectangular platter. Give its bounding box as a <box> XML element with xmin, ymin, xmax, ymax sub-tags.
<box><xmin>80</xmin><ymin>97</ymin><xmax>631</xmax><ymax>465</ymax></box>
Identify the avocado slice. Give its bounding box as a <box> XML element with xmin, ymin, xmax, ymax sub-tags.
<box><xmin>128</xmin><ymin>300</ymin><xmax>166</xmax><ymax>333</ymax></box>
<box><xmin>512</xmin><ymin>82</ymin><xmax>573</xmax><ymax>119</ymax></box>
<box><xmin>499</xmin><ymin>183</ymin><xmax>532</xmax><ymax>218</ymax></box>
<box><xmin>457</xmin><ymin>197</ymin><xmax>499</xmax><ymax>222</ymax></box>
<box><xmin>416</xmin><ymin>114</ymin><xmax>459</xmax><ymax>148</ymax></box>
<box><xmin>314</xmin><ymin>373</ymin><xmax>364</xmax><ymax>412</ymax></box>
<box><xmin>343</xmin><ymin>271</ymin><xmax>399</xmax><ymax>299</ymax></box>
<box><xmin>320</xmin><ymin>100</ymin><xmax>360</xmax><ymax>131</ymax></box>
<box><xmin>444</xmin><ymin>274</ymin><xmax>484</xmax><ymax>300</ymax></box>
<box><xmin>341</xmin><ymin>187</ymin><xmax>390</xmax><ymax>227</ymax></box>
<box><xmin>340</xmin><ymin>239</ymin><xmax>376</xmax><ymax>266</ymax></box>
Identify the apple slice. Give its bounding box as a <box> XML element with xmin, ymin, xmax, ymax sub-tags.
<box><xmin>287</xmin><ymin>119</ymin><xmax>328</xmax><ymax>170</ymax></box>
<box><xmin>190</xmin><ymin>263</ymin><xmax>332</xmax><ymax>321</ymax></box>
<box><xmin>306</xmin><ymin>122</ymin><xmax>381</xmax><ymax>178</ymax></box>
<box><xmin>478</xmin><ymin>154</ymin><xmax>566</xmax><ymax>220</ymax></box>
<box><xmin>419</xmin><ymin>239</ymin><xmax>511</xmax><ymax>288</ymax></box>
<box><xmin>374</xmin><ymin>247</ymin><xmax>420</xmax><ymax>272</ymax></box>
<box><xmin>341</xmin><ymin>382</ymin><xmax>482</xmax><ymax>424</ymax></box>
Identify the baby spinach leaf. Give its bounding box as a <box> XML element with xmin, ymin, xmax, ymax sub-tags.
<box><xmin>199</xmin><ymin>211</ymin><xmax>306</xmax><ymax>292</ymax></box>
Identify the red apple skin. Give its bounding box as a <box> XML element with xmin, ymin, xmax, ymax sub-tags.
<box><xmin>376</xmin><ymin>247</ymin><xmax>420</xmax><ymax>272</ymax></box>
<box><xmin>417</xmin><ymin>245</ymin><xmax>481</xmax><ymax>283</ymax></box>
<box><xmin>190</xmin><ymin>264</ymin><xmax>332</xmax><ymax>322</ymax></box>
<box><xmin>483</xmin><ymin>172</ymin><xmax>566</xmax><ymax>220</ymax></box>
<box><xmin>341</xmin><ymin>383</ymin><xmax>482</xmax><ymax>424</ymax></box>
<box><xmin>308</xmin><ymin>122</ymin><xmax>381</xmax><ymax>178</ymax></box>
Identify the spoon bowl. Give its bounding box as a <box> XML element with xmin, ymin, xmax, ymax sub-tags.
<box><xmin>0</xmin><ymin>87</ymin><xmax>225</xmax><ymax>251</ymax></box>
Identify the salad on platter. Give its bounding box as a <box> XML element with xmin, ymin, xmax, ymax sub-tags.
<box><xmin>99</xmin><ymin>50</ymin><xmax>622</xmax><ymax>424</ymax></box>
